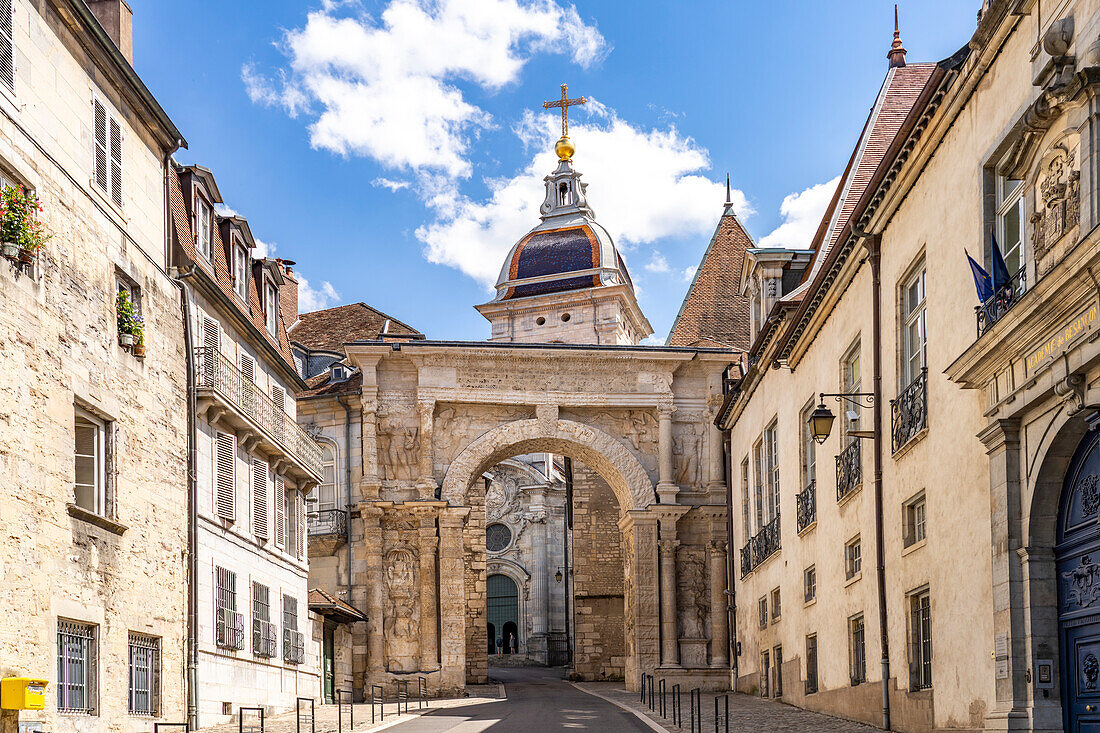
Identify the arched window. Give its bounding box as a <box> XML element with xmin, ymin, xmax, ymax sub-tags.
<box><xmin>318</xmin><ymin>443</ymin><xmax>337</xmax><ymax>511</ymax></box>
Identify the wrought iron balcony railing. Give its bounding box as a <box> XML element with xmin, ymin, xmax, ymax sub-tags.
<box><xmin>308</xmin><ymin>508</ymin><xmax>348</xmax><ymax>537</ymax></box>
<box><xmin>891</xmin><ymin>368</ymin><xmax>927</xmax><ymax>453</ymax></box>
<box><xmin>836</xmin><ymin>440</ymin><xmax>862</xmax><ymax>502</ymax></box>
<box><xmin>195</xmin><ymin>347</ymin><xmax>323</xmax><ymax>478</ymax></box>
<box><xmin>253</xmin><ymin>619</ymin><xmax>277</xmax><ymax>658</ymax></box>
<box><xmin>975</xmin><ymin>268</ymin><xmax>1027</xmax><ymax>337</ymax></box>
<box><xmin>740</xmin><ymin>515</ymin><xmax>781</xmax><ymax>577</ymax></box>
<box><xmin>796</xmin><ymin>481</ymin><xmax>816</xmax><ymax>532</ymax></box>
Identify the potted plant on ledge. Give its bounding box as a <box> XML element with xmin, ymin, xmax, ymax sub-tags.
<box><xmin>1</xmin><ymin>185</ymin><xmax>51</xmax><ymax>264</ymax></box>
<box><xmin>116</xmin><ymin>289</ymin><xmax>143</xmax><ymax>351</ymax></box>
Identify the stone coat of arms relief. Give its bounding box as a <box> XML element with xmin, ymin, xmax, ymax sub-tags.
<box><xmin>1031</xmin><ymin>140</ymin><xmax>1081</xmax><ymax>277</ymax></box>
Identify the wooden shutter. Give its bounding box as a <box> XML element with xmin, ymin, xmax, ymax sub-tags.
<box><xmin>271</xmin><ymin>385</ymin><xmax>285</xmax><ymax>413</ymax></box>
<box><xmin>215</xmin><ymin>432</ymin><xmax>235</xmax><ymax>520</ymax></box>
<box><xmin>240</xmin><ymin>354</ymin><xmax>254</xmax><ymax>383</ymax></box>
<box><xmin>93</xmin><ymin>100</ymin><xmax>108</xmax><ymax>193</ymax></box>
<box><xmin>274</xmin><ymin>474</ymin><xmax>285</xmax><ymax>550</ymax></box>
<box><xmin>252</xmin><ymin>458</ymin><xmax>268</xmax><ymax>539</ymax></box>
<box><xmin>0</xmin><ymin>0</ymin><xmax>13</xmax><ymax>93</ymax></box>
<box><xmin>203</xmin><ymin>316</ymin><xmax>220</xmax><ymax>351</ymax></box>
<box><xmin>109</xmin><ymin>116</ymin><xmax>122</xmax><ymax>206</ymax></box>
<box><xmin>294</xmin><ymin>491</ymin><xmax>304</xmax><ymax>559</ymax></box>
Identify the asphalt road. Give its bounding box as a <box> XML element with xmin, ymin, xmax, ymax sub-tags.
<box><xmin>384</xmin><ymin>666</ymin><xmax>653</xmax><ymax>732</ymax></box>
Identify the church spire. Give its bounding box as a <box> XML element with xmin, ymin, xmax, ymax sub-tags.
<box><xmin>888</xmin><ymin>5</ymin><xmax>907</xmax><ymax>68</ymax></box>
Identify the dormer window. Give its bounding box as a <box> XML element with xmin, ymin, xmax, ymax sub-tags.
<box><xmin>194</xmin><ymin>193</ymin><xmax>213</xmax><ymax>263</ymax></box>
<box><xmin>264</xmin><ymin>281</ymin><xmax>278</xmax><ymax>336</ymax></box>
<box><xmin>232</xmin><ymin>243</ymin><xmax>248</xmax><ymax>301</ymax></box>
<box><xmin>330</xmin><ymin>365</ymin><xmax>348</xmax><ymax>382</ymax></box>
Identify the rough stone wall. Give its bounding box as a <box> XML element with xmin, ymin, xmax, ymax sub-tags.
<box><xmin>463</xmin><ymin>481</ymin><xmax>488</xmax><ymax>683</ymax></box>
<box><xmin>570</xmin><ymin>462</ymin><xmax>625</xmax><ymax>679</ymax></box>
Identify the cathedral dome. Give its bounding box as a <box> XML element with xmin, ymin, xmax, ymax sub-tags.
<box><xmin>492</xmin><ymin>156</ymin><xmax>633</xmax><ymax>302</ymax></box>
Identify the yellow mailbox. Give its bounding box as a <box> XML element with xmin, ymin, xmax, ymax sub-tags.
<box><xmin>1</xmin><ymin>678</ymin><xmax>47</xmax><ymax>710</ymax></box>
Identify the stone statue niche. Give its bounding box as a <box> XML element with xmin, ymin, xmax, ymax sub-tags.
<box><xmin>677</xmin><ymin>545</ymin><xmax>710</xmax><ymax>668</ymax></box>
<box><xmin>377</xmin><ymin>405</ymin><xmax>420</xmax><ymax>484</ymax></box>
<box><xmin>383</xmin><ymin>547</ymin><xmax>420</xmax><ymax>672</ymax></box>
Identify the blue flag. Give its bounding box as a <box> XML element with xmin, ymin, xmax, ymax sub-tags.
<box><xmin>990</xmin><ymin>234</ymin><xmax>1011</xmax><ymax>291</ymax></box>
<box><xmin>966</xmin><ymin>250</ymin><xmax>993</xmax><ymax>303</ymax></box>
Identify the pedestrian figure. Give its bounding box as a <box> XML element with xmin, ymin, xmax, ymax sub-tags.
<box><xmin>509</xmin><ymin>632</ymin><xmax>517</xmax><ymax>654</ymax></box>
<box><xmin>496</xmin><ymin>636</ymin><xmax>503</xmax><ymax>654</ymax></box>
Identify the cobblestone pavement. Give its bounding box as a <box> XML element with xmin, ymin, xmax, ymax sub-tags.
<box><xmin>199</xmin><ymin>683</ymin><xmax>503</xmax><ymax>732</ymax></box>
<box><xmin>574</xmin><ymin>682</ymin><xmax>884</xmax><ymax>733</ymax></box>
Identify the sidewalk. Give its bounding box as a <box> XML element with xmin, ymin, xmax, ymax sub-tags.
<box><xmin>199</xmin><ymin>683</ymin><xmax>504</xmax><ymax>733</ymax></box>
<box><xmin>573</xmin><ymin>681</ymin><xmax>883</xmax><ymax>733</ymax></box>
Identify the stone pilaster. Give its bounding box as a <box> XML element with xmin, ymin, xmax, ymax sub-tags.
<box><xmin>619</xmin><ymin>509</ymin><xmax>660</xmax><ymax>689</ymax></box>
<box><xmin>361</xmin><ymin>505</ymin><xmax>385</xmax><ymax>683</ymax></box>
<box><xmin>416</xmin><ymin>399</ymin><xmax>436</xmax><ymax>499</ymax></box>
<box><xmin>529</xmin><ymin>488</ymin><xmax>550</xmax><ymax>638</ymax></box>
<box><xmin>707</xmin><ymin>540</ymin><xmax>729</xmax><ymax>667</ymax></box>
<box><xmin>706</xmin><ymin>418</ymin><xmax>725</xmax><ymax>493</ymax></box>
<box><xmin>419</xmin><ymin>514</ymin><xmax>440</xmax><ymax>672</ymax></box>
<box><xmin>439</xmin><ymin>507</ymin><xmax>469</xmax><ymax>693</ymax></box>
<box><xmin>361</xmin><ymin>401</ymin><xmax>381</xmax><ymax>500</ymax></box>
<box><xmin>657</xmin><ymin>405</ymin><xmax>677</xmax><ymax>502</ymax></box>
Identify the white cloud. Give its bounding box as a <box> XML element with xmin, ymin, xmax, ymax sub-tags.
<box><xmin>416</xmin><ymin>107</ymin><xmax>749</xmax><ymax>287</ymax></box>
<box><xmin>244</xmin><ymin>0</ymin><xmax>608</xmax><ymax>177</ymax></box>
<box><xmin>298</xmin><ymin>274</ymin><xmax>341</xmax><ymax>311</ymax></box>
<box><xmin>758</xmin><ymin>176</ymin><xmax>840</xmax><ymax>250</ymax></box>
<box><xmin>372</xmin><ymin>177</ymin><xmax>411</xmax><ymax>192</ymax></box>
<box><xmin>252</xmin><ymin>238</ymin><xmax>276</xmax><ymax>259</ymax></box>
<box><xmin>214</xmin><ymin>203</ymin><xmax>238</xmax><ymax>218</ymax></box>
<box><xmin>645</xmin><ymin>252</ymin><xmax>670</xmax><ymax>273</ymax></box>
<box><xmin>682</xmin><ymin>265</ymin><xmax>698</xmax><ymax>283</ymax></box>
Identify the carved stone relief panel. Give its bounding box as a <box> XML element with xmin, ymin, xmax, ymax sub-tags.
<box><xmin>433</xmin><ymin>404</ymin><xmax>535</xmax><ymax>472</ymax></box>
<box><xmin>377</xmin><ymin>403</ymin><xmax>420</xmax><ymax>484</ymax></box>
<box><xmin>382</xmin><ymin>541</ymin><xmax>420</xmax><ymax>673</ymax></box>
<box><xmin>1031</xmin><ymin>138</ymin><xmax>1081</xmax><ymax>277</ymax></box>
<box><xmin>676</xmin><ymin>544</ymin><xmax>709</xmax><ymax>640</ymax></box>
<box><xmin>560</xmin><ymin>408</ymin><xmax>659</xmax><ymax>476</ymax></box>
<box><xmin>673</xmin><ymin>419</ymin><xmax>704</xmax><ymax>488</ymax></box>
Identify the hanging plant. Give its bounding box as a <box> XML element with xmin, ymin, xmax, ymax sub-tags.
<box><xmin>0</xmin><ymin>185</ymin><xmax>51</xmax><ymax>261</ymax></box>
<box><xmin>116</xmin><ymin>289</ymin><xmax>144</xmax><ymax>349</ymax></box>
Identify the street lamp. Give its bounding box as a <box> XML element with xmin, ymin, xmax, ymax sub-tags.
<box><xmin>808</xmin><ymin>391</ymin><xmax>876</xmax><ymax>443</ymax></box>
<box><xmin>555</xmin><ymin>569</ymin><xmax>563</xmax><ymax>583</ymax></box>
<box><xmin>808</xmin><ymin>402</ymin><xmax>836</xmax><ymax>444</ymax></box>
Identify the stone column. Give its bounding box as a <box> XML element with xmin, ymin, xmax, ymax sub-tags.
<box><xmin>979</xmin><ymin>418</ymin><xmax>1029</xmax><ymax>729</ymax></box>
<box><xmin>438</xmin><ymin>508</ymin><xmax>469</xmax><ymax>693</ymax></box>
<box><xmin>706</xmin><ymin>418</ymin><xmax>725</xmax><ymax>492</ymax></box>
<box><xmin>361</xmin><ymin>401</ymin><xmax>381</xmax><ymax>500</ymax></box>
<box><xmin>708</xmin><ymin>540</ymin><xmax>729</xmax><ymax>667</ymax></box>
<box><xmin>657</xmin><ymin>405</ymin><xmax>677</xmax><ymax>502</ymax></box>
<box><xmin>416</xmin><ymin>399</ymin><xmax>436</xmax><ymax>499</ymax></box>
<box><xmin>659</xmin><ymin>535</ymin><xmax>681</xmax><ymax>668</ymax></box>
<box><xmin>529</xmin><ymin>489</ymin><xmax>550</xmax><ymax>638</ymax></box>
<box><xmin>419</xmin><ymin>514</ymin><xmax>440</xmax><ymax>671</ymax></box>
<box><xmin>361</xmin><ymin>505</ymin><xmax>386</xmax><ymax>683</ymax></box>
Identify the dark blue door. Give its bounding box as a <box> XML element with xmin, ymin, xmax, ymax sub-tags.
<box><xmin>1058</xmin><ymin>430</ymin><xmax>1100</xmax><ymax>732</ymax></box>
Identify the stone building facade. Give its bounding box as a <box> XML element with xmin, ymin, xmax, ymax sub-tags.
<box><xmin>293</xmin><ymin>133</ymin><xmax>738</xmax><ymax>698</ymax></box>
<box><xmin>167</xmin><ymin>164</ymin><xmax>323</xmax><ymax>726</ymax></box>
<box><xmin>716</xmin><ymin>3</ymin><xmax>1100</xmax><ymax>732</ymax></box>
<box><xmin>0</xmin><ymin>1</ymin><xmax>189</xmax><ymax>731</ymax></box>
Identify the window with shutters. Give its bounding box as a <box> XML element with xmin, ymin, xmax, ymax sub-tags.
<box><xmin>74</xmin><ymin>407</ymin><xmax>107</xmax><ymax>516</ymax></box>
<box><xmin>232</xmin><ymin>244</ymin><xmax>248</xmax><ymax>301</ymax></box>
<box><xmin>271</xmin><ymin>384</ymin><xmax>285</xmax><ymax>414</ymax></box>
<box><xmin>275</xmin><ymin>475</ymin><xmax>286</xmax><ymax>550</ymax></box>
<box><xmin>92</xmin><ymin>98</ymin><xmax>122</xmax><ymax>207</ymax></box>
<box><xmin>127</xmin><ymin>633</ymin><xmax>159</xmax><ymax>716</ymax></box>
<box><xmin>0</xmin><ymin>0</ymin><xmax>14</xmax><ymax>94</ymax></box>
<box><xmin>214</xmin><ymin>432</ymin><xmax>236</xmax><ymax>521</ymax></box>
<box><xmin>194</xmin><ymin>192</ymin><xmax>212</xmax><ymax>262</ymax></box>
<box><xmin>215</xmin><ymin>567</ymin><xmax>243</xmax><ymax>650</ymax></box>
<box><xmin>282</xmin><ymin>595</ymin><xmax>303</xmax><ymax>665</ymax></box>
<box><xmin>252</xmin><ymin>582</ymin><xmax>275</xmax><ymax>658</ymax></box>
<box><xmin>252</xmin><ymin>458</ymin><xmax>269</xmax><ymax>540</ymax></box>
<box><xmin>58</xmin><ymin>620</ymin><xmax>97</xmax><ymax>714</ymax></box>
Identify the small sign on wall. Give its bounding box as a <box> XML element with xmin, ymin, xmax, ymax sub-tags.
<box><xmin>1036</xmin><ymin>658</ymin><xmax>1055</xmax><ymax>689</ymax></box>
<box><xmin>995</xmin><ymin>633</ymin><xmax>1009</xmax><ymax>679</ymax></box>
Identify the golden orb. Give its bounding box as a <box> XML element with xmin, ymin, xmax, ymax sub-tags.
<box><xmin>554</xmin><ymin>135</ymin><xmax>575</xmax><ymax>161</ymax></box>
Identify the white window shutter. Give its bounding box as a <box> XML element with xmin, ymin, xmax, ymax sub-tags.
<box><xmin>240</xmin><ymin>354</ymin><xmax>255</xmax><ymax>383</ymax></box>
<box><xmin>215</xmin><ymin>432</ymin><xmax>235</xmax><ymax>520</ymax></box>
<box><xmin>274</xmin><ymin>474</ymin><xmax>285</xmax><ymax>550</ymax></box>
<box><xmin>271</xmin><ymin>385</ymin><xmax>285</xmax><ymax>413</ymax></box>
<box><xmin>295</xmin><ymin>491</ymin><xmax>304</xmax><ymax>559</ymax></box>
<box><xmin>203</xmin><ymin>316</ymin><xmax>220</xmax><ymax>351</ymax></box>
<box><xmin>93</xmin><ymin>100</ymin><xmax>108</xmax><ymax>193</ymax></box>
<box><xmin>109</xmin><ymin>116</ymin><xmax>122</xmax><ymax>206</ymax></box>
<box><xmin>0</xmin><ymin>0</ymin><xmax>14</xmax><ymax>93</ymax></box>
<box><xmin>252</xmin><ymin>458</ymin><xmax>268</xmax><ymax>539</ymax></box>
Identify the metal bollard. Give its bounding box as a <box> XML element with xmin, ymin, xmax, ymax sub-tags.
<box><xmin>370</xmin><ymin>684</ymin><xmax>384</xmax><ymax>724</ymax></box>
<box><xmin>672</xmin><ymin>683</ymin><xmax>681</xmax><ymax>728</ymax></box>
<box><xmin>153</xmin><ymin>725</ymin><xmax>189</xmax><ymax>732</ymax></box>
<box><xmin>658</xmin><ymin>678</ymin><xmax>666</xmax><ymax>718</ymax></box>
<box><xmin>398</xmin><ymin>679</ymin><xmax>410</xmax><ymax>715</ymax></box>
<box><xmin>418</xmin><ymin>676</ymin><xmax>428</xmax><ymax>709</ymax></box>
<box><xmin>296</xmin><ymin>697</ymin><xmax>315</xmax><ymax>733</ymax></box>
<box><xmin>238</xmin><ymin>706</ymin><xmax>264</xmax><ymax>733</ymax></box>
<box><xmin>640</xmin><ymin>672</ymin><xmax>646</xmax><ymax>702</ymax></box>
<box><xmin>689</xmin><ymin>688</ymin><xmax>701</xmax><ymax>733</ymax></box>
<box><xmin>648</xmin><ymin>674</ymin><xmax>654</xmax><ymax>710</ymax></box>
<box><xmin>336</xmin><ymin>689</ymin><xmax>354</xmax><ymax>732</ymax></box>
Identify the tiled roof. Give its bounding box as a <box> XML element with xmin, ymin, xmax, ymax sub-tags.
<box><xmin>503</xmin><ymin>225</ymin><xmax>600</xmax><ymax>299</ymax></box>
<box><xmin>798</xmin><ymin>63</ymin><xmax>937</xmax><ymax>290</ymax></box>
<box><xmin>666</xmin><ymin>206</ymin><xmax>754</xmax><ymax>350</ymax></box>
<box><xmin>289</xmin><ymin>303</ymin><xmax>423</xmax><ymax>352</ymax></box>
<box><xmin>169</xmin><ymin>165</ymin><xmax>297</xmax><ymax>369</ymax></box>
<box><xmin>308</xmin><ymin>588</ymin><xmax>367</xmax><ymax>621</ymax></box>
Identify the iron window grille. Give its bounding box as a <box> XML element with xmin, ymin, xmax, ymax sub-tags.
<box><xmin>252</xmin><ymin>582</ymin><xmax>276</xmax><ymax>658</ymax></box>
<box><xmin>836</xmin><ymin>440</ymin><xmax>862</xmax><ymax>501</ymax></box>
<box><xmin>796</xmin><ymin>480</ymin><xmax>816</xmax><ymax>532</ymax></box>
<box><xmin>127</xmin><ymin>634</ymin><xmax>160</xmax><ymax>716</ymax></box>
<box><xmin>850</xmin><ymin>615</ymin><xmax>867</xmax><ymax>685</ymax></box>
<box><xmin>909</xmin><ymin>591</ymin><xmax>933</xmax><ymax>690</ymax></box>
<box><xmin>805</xmin><ymin>635</ymin><xmax>819</xmax><ymax>695</ymax></box>
<box><xmin>891</xmin><ymin>368</ymin><xmax>928</xmax><ymax>454</ymax></box>
<box><xmin>215</xmin><ymin>567</ymin><xmax>244</xmax><ymax>650</ymax></box>
<box><xmin>57</xmin><ymin>620</ymin><xmax>96</xmax><ymax>714</ymax></box>
<box><xmin>283</xmin><ymin>595</ymin><xmax>304</xmax><ymax>665</ymax></box>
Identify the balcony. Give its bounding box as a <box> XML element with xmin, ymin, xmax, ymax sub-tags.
<box><xmin>195</xmin><ymin>347</ymin><xmax>323</xmax><ymax>485</ymax></box>
<box><xmin>308</xmin><ymin>508</ymin><xmax>348</xmax><ymax>556</ymax></box>
<box><xmin>836</xmin><ymin>441</ymin><xmax>862</xmax><ymax>502</ymax></box>
<box><xmin>891</xmin><ymin>368</ymin><xmax>927</xmax><ymax>454</ymax></box>
<box><xmin>975</xmin><ymin>269</ymin><xmax>1027</xmax><ymax>338</ymax></box>
<box><xmin>796</xmin><ymin>481</ymin><xmax>816</xmax><ymax>533</ymax></box>
<box><xmin>740</xmin><ymin>515</ymin><xmax>781</xmax><ymax>577</ymax></box>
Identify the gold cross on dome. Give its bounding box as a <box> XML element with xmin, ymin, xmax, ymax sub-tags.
<box><xmin>543</xmin><ymin>83</ymin><xmax>586</xmax><ymax>137</ymax></box>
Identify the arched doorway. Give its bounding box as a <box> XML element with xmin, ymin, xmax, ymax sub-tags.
<box><xmin>488</xmin><ymin>574</ymin><xmax>519</xmax><ymax>655</ymax></box>
<box><xmin>1057</xmin><ymin>428</ymin><xmax>1100</xmax><ymax>730</ymax></box>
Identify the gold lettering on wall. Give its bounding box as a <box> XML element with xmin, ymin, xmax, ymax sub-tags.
<box><xmin>1025</xmin><ymin>305</ymin><xmax>1098</xmax><ymax>373</ymax></box>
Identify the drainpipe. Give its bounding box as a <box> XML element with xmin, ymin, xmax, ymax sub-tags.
<box><xmin>723</xmin><ymin>433</ymin><xmax>737</xmax><ymax>684</ymax></box>
<box><xmin>339</xmin><ymin>395</ymin><xmax>354</xmax><ymax>606</ymax></box>
<box><xmin>865</xmin><ymin>234</ymin><xmax>891</xmax><ymax>731</ymax></box>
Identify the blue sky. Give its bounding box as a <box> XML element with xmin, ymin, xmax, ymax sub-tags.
<box><xmin>131</xmin><ymin>0</ymin><xmax>977</xmax><ymax>342</ymax></box>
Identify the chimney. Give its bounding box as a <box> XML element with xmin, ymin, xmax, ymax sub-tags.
<box><xmin>276</xmin><ymin>259</ymin><xmax>299</xmax><ymax>326</ymax></box>
<box><xmin>86</xmin><ymin>0</ymin><xmax>134</xmax><ymax>65</ymax></box>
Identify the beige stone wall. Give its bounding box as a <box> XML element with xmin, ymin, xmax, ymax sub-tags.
<box><xmin>0</xmin><ymin>5</ymin><xmax>187</xmax><ymax>732</ymax></box>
